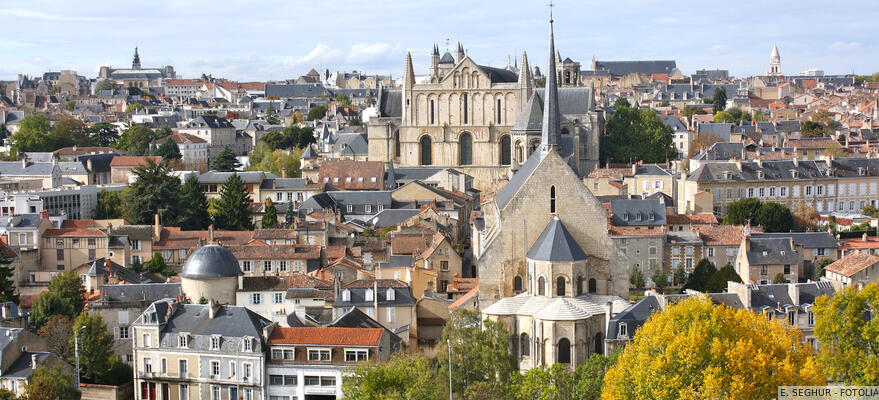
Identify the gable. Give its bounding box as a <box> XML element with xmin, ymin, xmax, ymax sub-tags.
<box><xmin>391</xmin><ymin>181</ymin><xmax>453</xmax><ymax>203</ymax></box>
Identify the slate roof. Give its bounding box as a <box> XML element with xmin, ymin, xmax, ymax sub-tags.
<box><xmin>494</xmin><ymin>149</ymin><xmax>542</xmax><ymax>210</ymax></box>
<box><xmin>609</xmin><ymin>199</ymin><xmax>667</xmax><ymax>226</ymax></box>
<box><xmin>378</xmin><ymin>89</ymin><xmax>402</xmax><ymax>118</ymax></box>
<box><xmin>439</xmin><ymin>52</ymin><xmax>455</xmax><ymax>64</ymax></box>
<box><xmin>197</xmin><ymin>171</ymin><xmax>275</xmax><ymax>184</ymax></box>
<box><xmin>606</xmin><ymin>295</ymin><xmax>660</xmax><ymax>340</ymax></box>
<box><xmin>479</xmin><ymin>65</ymin><xmax>518</xmax><ymax>83</ymax></box>
<box><xmin>0</xmin><ymin>161</ymin><xmax>55</xmax><ymax>176</ymax></box>
<box><xmin>686</xmin><ymin>159</ymin><xmax>826</xmax><ymax>183</ymax></box>
<box><xmin>265</xmin><ymin>83</ymin><xmax>331</xmax><ymax>98</ymax></box>
<box><xmin>374</xmin><ymin>255</ymin><xmax>414</xmax><ymax>270</ymax></box>
<box><xmin>145</xmin><ymin>302</ymin><xmax>272</xmax><ymax>344</ymax></box>
<box><xmin>334</xmin><ymin>284</ymin><xmax>415</xmax><ymax>307</ymax></box>
<box><xmin>526</xmin><ymin>217</ymin><xmax>588</xmax><ymax>262</ymax></box>
<box><xmin>100</xmin><ymin>283</ymin><xmax>182</xmax><ymax>303</ymax></box>
<box><xmin>745</xmin><ymin>238</ymin><xmax>798</xmax><ymax>265</ymax></box>
<box><xmin>660</xmin><ymin>115</ymin><xmax>687</xmax><ymax>131</ymax></box>
<box><xmin>511</xmin><ymin>94</ymin><xmax>544</xmax><ymax>131</ymax></box>
<box><xmin>593</xmin><ymin>60</ymin><xmax>676</xmax><ymax>76</ymax></box>
<box><xmin>180</xmin><ymin>245</ymin><xmax>241</xmax><ymax>279</ymax></box>
<box><xmin>333</xmin><ymin>133</ymin><xmax>368</xmax><ymax>155</ymax></box>
<box><xmin>1</xmin><ymin>352</ymin><xmax>57</xmax><ymax>379</ymax></box>
<box><xmin>367</xmin><ymin>209</ymin><xmax>421</xmax><ymax>229</ymax></box>
<box><xmin>300</xmin><ymin>146</ymin><xmax>318</xmax><ymax>160</ymax></box>
<box><xmin>751</xmin><ymin>232</ymin><xmax>837</xmax><ymax>249</ymax></box>
<box><xmin>8</xmin><ymin>214</ymin><xmax>42</xmax><ymax>229</ymax></box>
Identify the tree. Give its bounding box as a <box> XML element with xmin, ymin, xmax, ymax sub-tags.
<box><xmin>65</xmin><ymin>100</ymin><xmax>76</xmax><ymax>111</ymax></box>
<box><xmin>211</xmin><ymin>146</ymin><xmax>240</xmax><ymax>171</ymax></box>
<box><xmin>773</xmin><ymin>272</ymin><xmax>788</xmax><ymax>284</ymax></box>
<box><xmin>291</xmin><ymin>126</ymin><xmax>316</xmax><ymax>148</ymax></box>
<box><xmin>801</xmin><ymin>120</ymin><xmax>825</xmax><ymax>138</ymax></box>
<box><xmin>687</xmin><ymin>132</ymin><xmax>723</xmax><ymax>158</ymax></box>
<box><xmin>120</xmin><ymin>159</ymin><xmax>182</xmax><ymax>225</ymax></box>
<box><xmin>307</xmin><ymin>105</ymin><xmax>328</xmax><ymax>121</ymax></box>
<box><xmin>154</xmin><ymin>126</ymin><xmax>172</xmax><ymax>139</ymax></box>
<box><xmin>247</xmin><ymin>144</ymin><xmax>302</xmax><ymax>177</ymax></box>
<box><xmin>722</xmin><ymin>198</ymin><xmax>762</xmax><ymax>225</ymax></box>
<box><xmin>507</xmin><ymin>354</ymin><xmax>615</xmax><ymax>400</ymax></box>
<box><xmin>705</xmin><ymin>263</ymin><xmax>742</xmax><ymax>293</ymax></box>
<box><xmin>70</xmin><ymin>312</ymin><xmax>114</xmax><ymax>384</ymax></box>
<box><xmin>93</xmin><ymin>189</ymin><xmax>123</xmax><ymax>219</ymax></box>
<box><xmin>335</xmin><ymin>93</ymin><xmax>351</xmax><ymax>107</ymax></box>
<box><xmin>291</xmin><ymin>111</ymin><xmax>304</xmax><ymax>124</ymax></box>
<box><xmin>713</xmin><ymin>107</ymin><xmax>751</xmax><ymax>124</ymax></box>
<box><xmin>52</xmin><ymin>117</ymin><xmax>92</xmax><ymax>148</ymax></box>
<box><xmin>672</xmin><ymin>264</ymin><xmax>687</xmax><ymax>287</ymax></box>
<box><xmin>349</xmin><ymin>118</ymin><xmax>363</xmax><ymax>126</ymax></box>
<box><xmin>600</xmin><ymin>101</ymin><xmax>676</xmax><ymax>166</ymax></box>
<box><xmin>154</xmin><ymin>138</ymin><xmax>182</xmax><ymax>161</ymax></box>
<box><xmin>602</xmin><ymin>297</ymin><xmax>824</xmax><ymax>400</ymax></box>
<box><xmin>265</xmin><ymin>102</ymin><xmax>280</xmax><ymax>125</ymax></box>
<box><xmin>214</xmin><ymin>173</ymin><xmax>253</xmax><ymax>230</ymax></box>
<box><xmin>756</xmin><ymin>201</ymin><xmax>793</xmax><ymax>232</ymax></box>
<box><xmin>684</xmin><ymin>258</ymin><xmax>716</xmax><ymax>292</ymax></box>
<box><xmin>88</xmin><ymin>122</ymin><xmax>119</xmax><ymax>147</ymax></box>
<box><xmin>262</xmin><ymin>199</ymin><xmax>278</xmax><ymax>228</ymax></box>
<box><xmin>753</xmin><ymin>109</ymin><xmax>767</xmax><ymax>122</ymax></box>
<box><xmin>629</xmin><ymin>267</ymin><xmax>645</xmax><ymax>289</ymax></box>
<box><xmin>0</xmin><ymin>252</ymin><xmax>17</xmax><ymax>304</ymax></box>
<box><xmin>125</xmin><ymin>103</ymin><xmax>145</xmax><ymax>114</ymax></box>
<box><xmin>793</xmin><ymin>202</ymin><xmax>820</xmax><ymax>231</ymax></box>
<box><xmin>8</xmin><ymin>114</ymin><xmax>52</xmax><ymax>153</ymax></box>
<box><xmin>0</xmin><ymin>388</ymin><xmax>15</xmax><ymax>400</ymax></box>
<box><xmin>22</xmin><ymin>365</ymin><xmax>80</xmax><ymax>400</ymax></box>
<box><xmin>37</xmin><ymin>315</ymin><xmax>73</xmax><ymax>361</ymax></box>
<box><xmin>365</xmin><ymin>93</ymin><xmax>376</xmax><ymax>106</ymax></box>
<box><xmin>95</xmin><ymin>79</ymin><xmax>118</xmax><ymax>93</ymax></box>
<box><xmin>814</xmin><ymin>283</ymin><xmax>879</xmax><ymax>384</ymax></box>
<box><xmin>284</xmin><ymin>206</ymin><xmax>296</xmax><ymax>228</ymax></box>
<box><xmin>711</xmin><ymin>87</ymin><xmax>727</xmax><ymax>113</ymax></box>
<box><xmin>29</xmin><ymin>271</ymin><xmax>85</xmax><ymax>329</ymax></box>
<box><xmin>681</xmin><ymin>105</ymin><xmax>707</xmax><ymax>121</ymax></box>
<box><xmin>343</xmin><ymin>354</ymin><xmax>445</xmax><ymax>400</ymax></box>
<box><xmin>177</xmin><ymin>176</ymin><xmax>211</xmax><ymax>230</ymax></box>
<box><xmin>651</xmin><ymin>268</ymin><xmax>667</xmax><ymax>292</ymax></box>
<box><xmin>814</xmin><ymin>258</ymin><xmax>834</xmax><ymax>280</ymax></box>
<box><xmin>117</xmin><ymin>125</ymin><xmax>155</xmax><ymax>155</ymax></box>
<box><xmin>438</xmin><ymin>308</ymin><xmax>516</xmax><ymax>395</ymax></box>
<box><xmin>142</xmin><ymin>251</ymin><xmax>172</xmax><ymax>275</ymax></box>
<box><xmin>261</xmin><ymin>130</ymin><xmax>288</xmax><ymax>150</ymax></box>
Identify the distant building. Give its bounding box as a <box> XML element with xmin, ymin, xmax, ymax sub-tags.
<box><xmin>98</xmin><ymin>47</ymin><xmax>176</xmax><ymax>89</ymax></box>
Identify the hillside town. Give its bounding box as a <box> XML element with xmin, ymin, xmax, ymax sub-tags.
<box><xmin>1</xmin><ymin>3</ymin><xmax>879</xmax><ymax>400</ymax></box>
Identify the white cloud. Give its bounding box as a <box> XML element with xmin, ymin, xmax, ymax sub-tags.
<box><xmin>346</xmin><ymin>42</ymin><xmax>391</xmax><ymax>63</ymax></box>
<box><xmin>829</xmin><ymin>41</ymin><xmax>859</xmax><ymax>51</ymax></box>
<box><xmin>0</xmin><ymin>8</ymin><xmax>114</xmax><ymax>22</ymax></box>
<box><xmin>292</xmin><ymin>43</ymin><xmax>342</xmax><ymax>65</ymax></box>
<box><xmin>710</xmin><ymin>44</ymin><xmax>729</xmax><ymax>53</ymax></box>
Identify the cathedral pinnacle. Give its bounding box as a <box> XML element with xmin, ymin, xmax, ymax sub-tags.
<box><xmin>539</xmin><ymin>11</ymin><xmax>561</xmax><ymax>152</ymax></box>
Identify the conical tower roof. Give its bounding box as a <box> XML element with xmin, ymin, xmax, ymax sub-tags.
<box><xmin>539</xmin><ymin>13</ymin><xmax>562</xmax><ymax>152</ymax></box>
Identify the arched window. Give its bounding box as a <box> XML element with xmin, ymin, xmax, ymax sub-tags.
<box><xmin>564</xmin><ymin>71</ymin><xmax>571</xmax><ymax>84</ymax></box>
<box><xmin>520</xmin><ymin>333</ymin><xmax>530</xmax><ymax>356</ymax></box>
<box><xmin>462</xmin><ymin>93</ymin><xmax>468</xmax><ymax>124</ymax></box>
<box><xmin>577</xmin><ymin>276</ymin><xmax>583</xmax><ymax>296</ymax></box>
<box><xmin>420</xmin><ymin>136</ymin><xmax>432</xmax><ymax>165</ymax></box>
<box><xmin>537</xmin><ymin>276</ymin><xmax>546</xmax><ymax>296</ymax></box>
<box><xmin>588</xmin><ymin>278</ymin><xmax>597</xmax><ymax>293</ymax></box>
<box><xmin>496</xmin><ymin>99</ymin><xmax>502</xmax><ymax>124</ymax></box>
<box><xmin>594</xmin><ymin>332</ymin><xmax>604</xmax><ymax>355</ymax></box>
<box><xmin>430</xmin><ymin>100</ymin><xmax>435</xmax><ymax>125</ymax></box>
<box><xmin>556</xmin><ymin>276</ymin><xmax>566</xmax><ymax>296</ymax></box>
<box><xmin>513</xmin><ymin>276</ymin><xmax>523</xmax><ymax>293</ymax></box>
<box><xmin>393</xmin><ymin>130</ymin><xmax>400</xmax><ymax>159</ymax></box>
<box><xmin>500</xmin><ymin>135</ymin><xmax>511</xmax><ymax>166</ymax></box>
<box><xmin>561</xmin><ymin>127</ymin><xmax>570</xmax><ymax>135</ymax></box>
<box><xmin>459</xmin><ymin>132</ymin><xmax>472</xmax><ymax>165</ymax></box>
<box><xmin>550</xmin><ymin>186</ymin><xmax>556</xmax><ymax>214</ymax></box>
<box><xmin>557</xmin><ymin>338</ymin><xmax>571</xmax><ymax>363</ymax></box>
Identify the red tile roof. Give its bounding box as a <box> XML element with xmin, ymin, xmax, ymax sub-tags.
<box><xmin>696</xmin><ymin>225</ymin><xmax>745</xmax><ymax>246</ymax></box>
<box><xmin>449</xmin><ymin>284</ymin><xmax>479</xmax><ymax>310</ymax></box>
<box><xmin>825</xmin><ymin>252</ymin><xmax>879</xmax><ymax>277</ymax></box>
<box><xmin>666</xmin><ymin>213</ymin><xmax>718</xmax><ymax>225</ymax></box>
<box><xmin>110</xmin><ymin>156</ymin><xmax>161</xmax><ymax>167</ymax></box>
<box><xmin>318</xmin><ymin>161</ymin><xmax>384</xmax><ymax>190</ymax></box>
<box><xmin>268</xmin><ymin>327</ymin><xmax>383</xmax><ymax>346</ymax></box>
<box><xmin>343</xmin><ymin>279</ymin><xmax>407</xmax><ymax>289</ymax></box>
<box><xmin>45</xmin><ymin>228</ymin><xmax>107</xmax><ymax>237</ymax></box>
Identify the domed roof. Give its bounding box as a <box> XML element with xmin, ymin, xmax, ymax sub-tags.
<box><xmin>180</xmin><ymin>245</ymin><xmax>241</xmax><ymax>279</ymax></box>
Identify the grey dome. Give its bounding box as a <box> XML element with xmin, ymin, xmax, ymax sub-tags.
<box><xmin>180</xmin><ymin>245</ymin><xmax>241</xmax><ymax>279</ymax></box>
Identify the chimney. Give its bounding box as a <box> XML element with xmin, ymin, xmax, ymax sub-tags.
<box><xmin>208</xmin><ymin>300</ymin><xmax>220</xmax><ymax>318</ymax></box>
<box><xmin>863</xmin><ymin>232</ymin><xmax>869</xmax><ymax>242</ymax></box>
<box><xmin>21</xmin><ymin>158</ymin><xmax>27</xmax><ymax>168</ymax></box>
<box><xmin>40</xmin><ymin>209</ymin><xmax>49</xmax><ymax>220</ymax></box>
<box><xmin>1</xmin><ymin>303</ymin><xmax>8</xmax><ymax>319</ymax></box>
<box><xmin>154</xmin><ymin>213</ymin><xmax>161</xmax><ymax>241</ymax></box>
<box><xmin>31</xmin><ymin>354</ymin><xmax>38</xmax><ymax>370</ymax></box>
<box><xmin>238</xmin><ymin>275</ymin><xmax>244</xmax><ymax>290</ymax></box>
<box><xmin>86</xmin><ymin>158</ymin><xmax>93</xmax><ymax>173</ymax></box>
<box><xmin>631</xmin><ymin>164</ymin><xmax>637</xmax><ymax>175</ymax></box>
<box><xmin>605</xmin><ymin>301</ymin><xmax>614</xmax><ymax>340</ymax></box>
<box><xmin>0</xmin><ymin>234</ymin><xmax>7</xmax><ymax>246</ymax></box>
<box><xmin>208</xmin><ymin>224</ymin><xmax>215</xmax><ymax>244</ymax></box>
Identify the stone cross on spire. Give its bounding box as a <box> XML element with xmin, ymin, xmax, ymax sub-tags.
<box><xmin>539</xmin><ymin>5</ymin><xmax>561</xmax><ymax>152</ymax></box>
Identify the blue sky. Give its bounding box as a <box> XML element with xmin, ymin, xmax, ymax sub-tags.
<box><xmin>1</xmin><ymin>0</ymin><xmax>877</xmax><ymax>81</ymax></box>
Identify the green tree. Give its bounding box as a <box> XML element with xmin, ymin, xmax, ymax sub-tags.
<box><xmin>349</xmin><ymin>118</ymin><xmax>362</xmax><ymax>126</ymax></box>
<box><xmin>95</xmin><ymin>79</ymin><xmax>118</xmax><ymax>93</ymax></box>
<box><xmin>343</xmin><ymin>354</ymin><xmax>445</xmax><ymax>400</ymax></box>
<box><xmin>120</xmin><ymin>159</ymin><xmax>182</xmax><ymax>225</ymax></box>
<box><xmin>262</xmin><ymin>199</ymin><xmax>278</xmax><ymax>228</ymax></box>
<box><xmin>52</xmin><ymin>117</ymin><xmax>92</xmax><ymax>147</ymax></box>
<box><xmin>753</xmin><ymin>109</ymin><xmax>767</xmax><ymax>122</ymax></box>
<box><xmin>814</xmin><ymin>258</ymin><xmax>834</xmax><ymax>280</ymax></box>
<box><xmin>154</xmin><ymin>138</ymin><xmax>182</xmax><ymax>161</ymax></box>
<box><xmin>705</xmin><ymin>263</ymin><xmax>742</xmax><ymax>293</ymax></box>
<box><xmin>629</xmin><ymin>267</ymin><xmax>645</xmax><ymax>289</ymax></box>
<box><xmin>801</xmin><ymin>120</ymin><xmax>826</xmax><ymax>138</ymax></box>
<box><xmin>214</xmin><ymin>173</ymin><xmax>253</xmax><ymax>230</ymax></box>
<box><xmin>713</xmin><ymin>107</ymin><xmax>751</xmax><ymax>124</ymax></box>
<box><xmin>600</xmin><ymin>100</ymin><xmax>676</xmax><ymax>166</ymax></box>
<box><xmin>22</xmin><ymin>365</ymin><xmax>80</xmax><ymax>400</ymax></box>
<box><xmin>0</xmin><ymin>252</ymin><xmax>18</xmax><ymax>304</ymax></box>
<box><xmin>29</xmin><ymin>271</ymin><xmax>85</xmax><ymax>329</ymax></box>
<box><xmin>651</xmin><ymin>268</ymin><xmax>667</xmax><ymax>292</ymax></box>
<box><xmin>712</xmin><ymin>87</ymin><xmax>727</xmax><ymax>113</ymax></box>
<box><xmin>756</xmin><ymin>201</ymin><xmax>794</xmax><ymax>232</ymax></box>
<box><xmin>335</xmin><ymin>93</ymin><xmax>351</xmax><ymax>107</ymax></box>
<box><xmin>93</xmin><ymin>189</ymin><xmax>123</xmax><ymax>219</ymax></box>
<box><xmin>291</xmin><ymin>126</ymin><xmax>316</xmax><ymax>148</ymax></box>
<box><xmin>177</xmin><ymin>176</ymin><xmax>211</xmax><ymax>230</ymax></box>
<box><xmin>684</xmin><ymin>258</ymin><xmax>716</xmax><ymax>292</ymax></box>
<box><xmin>673</xmin><ymin>264</ymin><xmax>688</xmax><ymax>287</ymax></box>
<box><xmin>773</xmin><ymin>272</ymin><xmax>788</xmax><ymax>284</ymax></box>
<box><xmin>265</xmin><ymin>102</ymin><xmax>280</xmax><ymax>125</ymax></box>
<box><xmin>284</xmin><ymin>206</ymin><xmax>296</xmax><ymax>228</ymax></box>
<box><xmin>154</xmin><ymin>126</ymin><xmax>172</xmax><ymax>139</ymax></box>
<box><xmin>438</xmin><ymin>308</ymin><xmax>516</xmax><ymax>395</ymax></box>
<box><xmin>65</xmin><ymin>100</ymin><xmax>76</xmax><ymax>111</ymax></box>
<box><xmin>722</xmin><ymin>198</ymin><xmax>762</xmax><ymax>225</ymax></box>
<box><xmin>142</xmin><ymin>251</ymin><xmax>172</xmax><ymax>275</ymax></box>
<box><xmin>37</xmin><ymin>315</ymin><xmax>73</xmax><ymax>361</ymax></box>
<box><xmin>813</xmin><ymin>283</ymin><xmax>879</xmax><ymax>384</ymax></box>
<box><xmin>88</xmin><ymin>122</ymin><xmax>119</xmax><ymax>147</ymax></box>
<box><xmin>118</xmin><ymin>125</ymin><xmax>155</xmax><ymax>155</ymax></box>
<box><xmin>247</xmin><ymin>144</ymin><xmax>302</xmax><ymax>177</ymax></box>
<box><xmin>509</xmin><ymin>363</ymin><xmax>574</xmax><ymax>400</ymax></box>
<box><xmin>602</xmin><ymin>298</ymin><xmax>824</xmax><ymax>400</ymax></box>
<box><xmin>70</xmin><ymin>313</ymin><xmax>114</xmax><ymax>384</ymax></box>
<box><xmin>261</xmin><ymin>130</ymin><xmax>288</xmax><ymax>150</ymax></box>
<box><xmin>682</xmin><ymin>105</ymin><xmax>707</xmax><ymax>121</ymax></box>
<box><xmin>307</xmin><ymin>105</ymin><xmax>328</xmax><ymax>121</ymax></box>
<box><xmin>211</xmin><ymin>146</ymin><xmax>240</xmax><ymax>171</ymax></box>
<box><xmin>8</xmin><ymin>114</ymin><xmax>53</xmax><ymax>153</ymax></box>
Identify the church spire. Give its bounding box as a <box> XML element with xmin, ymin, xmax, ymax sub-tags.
<box><xmin>132</xmin><ymin>46</ymin><xmax>141</xmax><ymax>70</ymax></box>
<box><xmin>518</xmin><ymin>51</ymin><xmax>532</xmax><ymax>88</ymax></box>
<box><xmin>404</xmin><ymin>52</ymin><xmax>415</xmax><ymax>88</ymax></box>
<box><xmin>539</xmin><ymin>10</ymin><xmax>561</xmax><ymax>152</ymax></box>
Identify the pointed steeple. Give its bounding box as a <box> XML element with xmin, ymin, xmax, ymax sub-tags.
<box><xmin>132</xmin><ymin>46</ymin><xmax>141</xmax><ymax>70</ymax></box>
<box><xmin>518</xmin><ymin>51</ymin><xmax>532</xmax><ymax>88</ymax></box>
<box><xmin>404</xmin><ymin>52</ymin><xmax>415</xmax><ymax>89</ymax></box>
<box><xmin>539</xmin><ymin>14</ymin><xmax>561</xmax><ymax>152</ymax></box>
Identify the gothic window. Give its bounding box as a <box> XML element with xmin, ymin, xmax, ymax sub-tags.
<box><xmin>564</xmin><ymin>71</ymin><xmax>571</xmax><ymax>84</ymax></box>
<box><xmin>557</xmin><ymin>338</ymin><xmax>571</xmax><ymax>364</ymax></box>
<box><xmin>577</xmin><ymin>276</ymin><xmax>583</xmax><ymax>296</ymax></box>
<box><xmin>537</xmin><ymin>276</ymin><xmax>546</xmax><ymax>296</ymax></box>
<box><xmin>430</xmin><ymin>100</ymin><xmax>435</xmax><ymax>125</ymax></box>
<box><xmin>556</xmin><ymin>276</ymin><xmax>566</xmax><ymax>296</ymax></box>
<box><xmin>496</xmin><ymin>99</ymin><xmax>502</xmax><ymax>124</ymax></box>
<box><xmin>420</xmin><ymin>136</ymin><xmax>432</xmax><ymax>165</ymax></box>
<box><xmin>500</xmin><ymin>135</ymin><xmax>511</xmax><ymax>166</ymax></box>
<box><xmin>588</xmin><ymin>278</ymin><xmax>597</xmax><ymax>293</ymax></box>
<box><xmin>459</xmin><ymin>132</ymin><xmax>472</xmax><ymax>165</ymax></box>
<box><xmin>463</xmin><ymin>94</ymin><xmax>468</xmax><ymax>124</ymax></box>
<box><xmin>550</xmin><ymin>186</ymin><xmax>556</xmax><ymax>214</ymax></box>
<box><xmin>513</xmin><ymin>276</ymin><xmax>523</xmax><ymax>293</ymax></box>
<box><xmin>520</xmin><ymin>333</ymin><xmax>530</xmax><ymax>357</ymax></box>
<box><xmin>594</xmin><ymin>332</ymin><xmax>604</xmax><ymax>355</ymax></box>
<box><xmin>562</xmin><ymin>127</ymin><xmax>569</xmax><ymax>135</ymax></box>
<box><xmin>393</xmin><ymin>130</ymin><xmax>400</xmax><ymax>159</ymax></box>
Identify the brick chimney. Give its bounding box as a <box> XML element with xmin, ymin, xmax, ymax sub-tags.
<box><xmin>154</xmin><ymin>213</ymin><xmax>161</xmax><ymax>241</ymax></box>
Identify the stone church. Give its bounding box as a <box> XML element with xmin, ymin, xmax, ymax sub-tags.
<box><xmin>367</xmin><ymin>40</ymin><xmax>602</xmax><ymax>192</ymax></box>
<box><xmin>477</xmin><ymin>16</ymin><xmax>629</xmax><ymax>370</ymax></box>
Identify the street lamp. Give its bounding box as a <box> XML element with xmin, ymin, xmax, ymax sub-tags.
<box><xmin>447</xmin><ymin>339</ymin><xmax>453</xmax><ymax>400</ymax></box>
<box><xmin>74</xmin><ymin>325</ymin><xmax>86</xmax><ymax>389</ymax></box>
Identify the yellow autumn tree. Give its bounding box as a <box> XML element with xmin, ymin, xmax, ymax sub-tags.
<box><xmin>602</xmin><ymin>297</ymin><xmax>824</xmax><ymax>400</ymax></box>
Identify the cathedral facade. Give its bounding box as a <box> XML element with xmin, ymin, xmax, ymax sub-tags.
<box><xmin>476</xmin><ymin>16</ymin><xmax>629</xmax><ymax>370</ymax></box>
<box><xmin>367</xmin><ymin>43</ymin><xmax>601</xmax><ymax>191</ymax></box>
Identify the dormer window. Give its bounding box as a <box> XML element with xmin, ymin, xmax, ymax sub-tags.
<box><xmin>635</xmin><ymin>213</ymin><xmax>642</xmax><ymax>221</ymax></box>
<box><xmin>365</xmin><ymin>289</ymin><xmax>374</xmax><ymax>302</ymax></box>
<box><xmin>618</xmin><ymin>322</ymin><xmax>628</xmax><ymax>338</ymax></box>
<box><xmin>341</xmin><ymin>289</ymin><xmax>351</xmax><ymax>302</ymax></box>
<box><xmin>790</xmin><ymin>170</ymin><xmax>799</xmax><ymax>179</ymax></box>
<box><xmin>723</xmin><ymin>171</ymin><xmax>730</xmax><ymax>180</ymax></box>
<box><xmin>386</xmin><ymin>288</ymin><xmax>395</xmax><ymax>301</ymax></box>
<box><xmin>210</xmin><ymin>336</ymin><xmax>221</xmax><ymax>350</ymax></box>
<box><xmin>757</xmin><ymin>170</ymin><xmax>764</xmax><ymax>179</ymax></box>
<box><xmin>346</xmin><ymin>177</ymin><xmax>352</xmax><ymax>182</ymax></box>
<box><xmin>623</xmin><ymin>213</ymin><xmax>629</xmax><ymax>221</ymax></box>
<box><xmin>649</xmin><ymin>212</ymin><xmax>655</xmax><ymax>221</ymax></box>
<box><xmin>178</xmin><ymin>333</ymin><xmax>189</xmax><ymax>348</ymax></box>
<box><xmin>858</xmin><ymin>167</ymin><xmax>866</xmax><ymax>176</ymax></box>
<box><xmin>242</xmin><ymin>338</ymin><xmax>253</xmax><ymax>352</ymax></box>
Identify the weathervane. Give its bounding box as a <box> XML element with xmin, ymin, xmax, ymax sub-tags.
<box><xmin>548</xmin><ymin>0</ymin><xmax>554</xmax><ymax>21</ymax></box>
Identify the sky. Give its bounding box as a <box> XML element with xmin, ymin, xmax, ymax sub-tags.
<box><xmin>1</xmin><ymin>0</ymin><xmax>877</xmax><ymax>82</ymax></box>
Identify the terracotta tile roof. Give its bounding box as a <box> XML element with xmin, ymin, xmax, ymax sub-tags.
<box><xmin>61</xmin><ymin>220</ymin><xmax>96</xmax><ymax>229</ymax></box>
<box><xmin>326</xmin><ymin>245</ymin><xmax>346</xmax><ymax>260</ymax></box>
<box><xmin>419</xmin><ymin>232</ymin><xmax>448</xmax><ymax>260</ymax></box>
<box><xmin>588</xmin><ymin>167</ymin><xmax>631</xmax><ymax>179</ymax></box>
<box><xmin>825</xmin><ymin>252</ymin><xmax>879</xmax><ymax>277</ymax></box>
<box><xmin>389</xmin><ymin>233</ymin><xmax>434</xmax><ymax>255</ymax></box>
<box><xmin>343</xmin><ymin>279</ymin><xmax>407</xmax><ymax>289</ymax></box>
<box><xmin>666</xmin><ymin>213</ymin><xmax>718</xmax><ymax>225</ymax></box>
<box><xmin>268</xmin><ymin>327</ymin><xmax>383</xmax><ymax>346</ymax></box>
<box><xmin>109</xmin><ymin>156</ymin><xmax>161</xmax><ymax>167</ymax></box>
<box><xmin>318</xmin><ymin>161</ymin><xmax>384</xmax><ymax>190</ymax></box>
<box><xmin>251</xmin><ymin>229</ymin><xmax>297</xmax><ymax>241</ymax></box>
<box><xmin>608</xmin><ymin>226</ymin><xmax>664</xmax><ymax>237</ymax></box>
<box><xmin>0</xmin><ymin>240</ymin><xmax>17</xmax><ymax>259</ymax></box>
<box><xmin>696</xmin><ymin>225</ymin><xmax>745</xmax><ymax>246</ymax></box>
<box><xmin>45</xmin><ymin>228</ymin><xmax>107</xmax><ymax>237</ymax></box>
<box><xmin>156</xmin><ymin>132</ymin><xmax>207</xmax><ymax>145</ymax></box>
<box><xmin>154</xmin><ymin>228</ymin><xmax>254</xmax><ymax>249</ymax></box>
<box><xmin>239</xmin><ymin>274</ymin><xmax>332</xmax><ymax>291</ymax></box>
<box><xmin>447</xmin><ymin>276</ymin><xmax>477</xmax><ymax>293</ymax></box>
<box><xmin>227</xmin><ymin>244</ymin><xmax>321</xmax><ymax>260</ymax></box>
<box><xmin>841</xmin><ymin>236</ymin><xmax>879</xmax><ymax>250</ymax></box>
<box><xmin>449</xmin><ymin>284</ymin><xmax>479</xmax><ymax>310</ymax></box>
